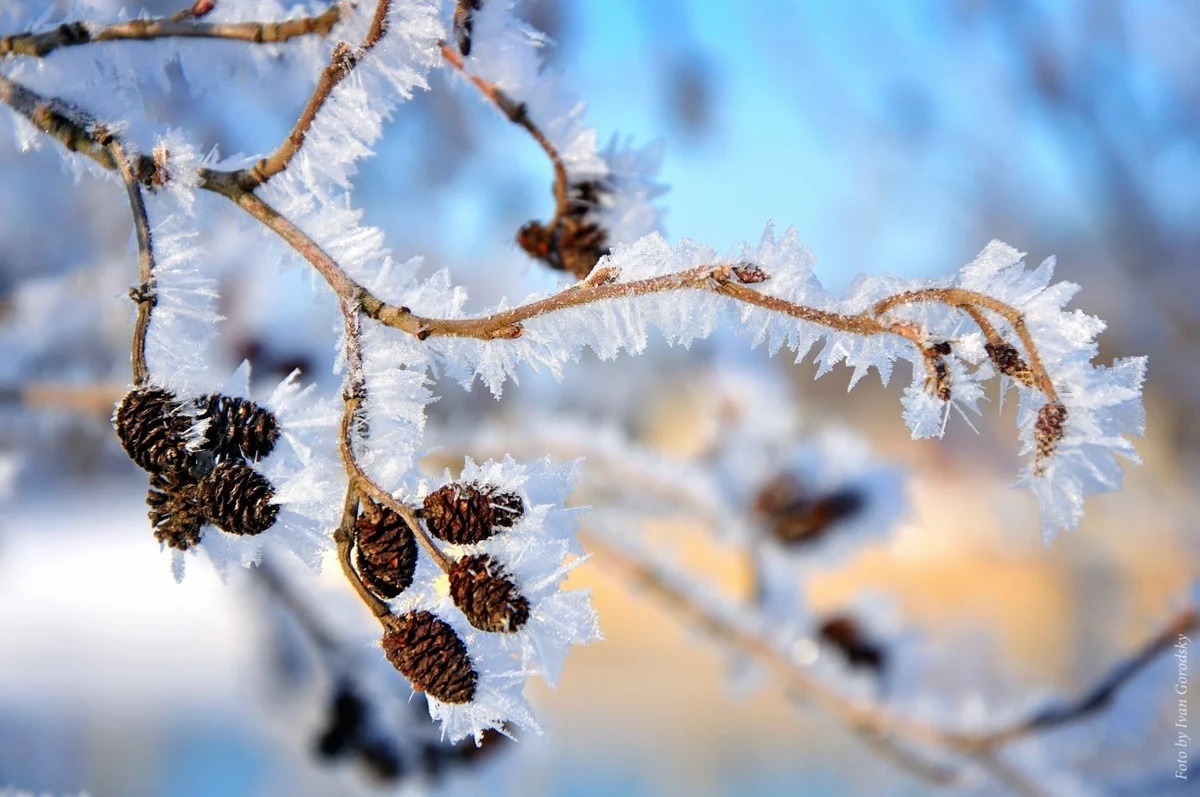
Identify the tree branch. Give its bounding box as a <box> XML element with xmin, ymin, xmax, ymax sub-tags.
<box><xmin>873</xmin><ymin>287</ymin><xmax>1058</xmax><ymax>400</ymax></box>
<box><xmin>0</xmin><ymin>74</ymin><xmax>133</xmax><ymax>173</ymax></box>
<box><xmin>0</xmin><ymin>4</ymin><xmax>343</xmax><ymax>58</ymax></box>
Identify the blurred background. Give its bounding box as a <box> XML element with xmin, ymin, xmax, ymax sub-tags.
<box><xmin>1</xmin><ymin>0</ymin><xmax>1198</xmax><ymax>795</ymax></box>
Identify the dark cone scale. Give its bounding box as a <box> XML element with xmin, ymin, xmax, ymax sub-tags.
<box><xmin>449</xmin><ymin>554</ymin><xmax>530</xmax><ymax>633</ymax></box>
<box><xmin>355</xmin><ymin>504</ymin><xmax>419</xmax><ymax>600</ymax></box>
<box><xmin>197</xmin><ymin>461</ymin><xmax>279</xmax><ymax>536</ymax></box>
<box><xmin>115</xmin><ymin>387</ymin><xmax>193</xmax><ymax>474</ymax></box>
<box><xmin>382</xmin><ymin>611</ymin><xmax>477</xmax><ymax>704</ymax></box>
<box><xmin>146</xmin><ymin>471</ymin><xmax>204</xmax><ymax>550</ymax></box>
<box><xmin>195</xmin><ymin>393</ymin><xmax>280</xmax><ymax>463</ymax></box>
<box><xmin>423</xmin><ymin>483</ymin><xmax>523</xmax><ymax>545</ymax></box>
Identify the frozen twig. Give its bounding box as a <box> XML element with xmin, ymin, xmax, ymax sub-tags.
<box><xmin>440</xmin><ymin>42</ymin><xmax>571</xmax><ymax>239</ymax></box>
<box><xmin>104</xmin><ymin>133</ymin><xmax>157</xmax><ymax>386</ymax></box>
<box><xmin>0</xmin><ymin>4</ymin><xmax>342</xmax><ymax>58</ymax></box>
<box><xmin>232</xmin><ymin>1</ymin><xmax>393</xmax><ymax>189</ymax></box>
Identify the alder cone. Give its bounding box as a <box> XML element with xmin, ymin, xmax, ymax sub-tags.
<box><xmin>817</xmin><ymin>615</ymin><xmax>887</xmax><ymax>675</ymax></box>
<box><xmin>197</xmin><ymin>461</ymin><xmax>279</xmax><ymax>536</ymax></box>
<box><xmin>115</xmin><ymin>388</ymin><xmax>193</xmax><ymax>474</ymax></box>
<box><xmin>355</xmin><ymin>505</ymin><xmax>419</xmax><ymax>599</ymax></box>
<box><xmin>382</xmin><ymin>611</ymin><xmax>477</xmax><ymax>704</ymax></box>
<box><xmin>316</xmin><ymin>686</ymin><xmax>366</xmax><ymax>759</ymax></box>
<box><xmin>449</xmin><ymin>554</ymin><xmax>530</xmax><ymax>633</ymax></box>
<box><xmin>146</xmin><ymin>471</ymin><xmax>204</xmax><ymax>550</ymax></box>
<box><xmin>195</xmin><ymin>393</ymin><xmax>280</xmax><ymax>463</ymax></box>
<box><xmin>422</xmin><ymin>483</ymin><xmax>524</xmax><ymax>544</ymax></box>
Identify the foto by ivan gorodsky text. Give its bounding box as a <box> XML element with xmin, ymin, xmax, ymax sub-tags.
<box><xmin>1175</xmin><ymin>633</ymin><xmax>1191</xmax><ymax>780</ymax></box>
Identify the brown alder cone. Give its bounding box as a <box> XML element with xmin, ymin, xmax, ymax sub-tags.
<box><xmin>817</xmin><ymin>614</ymin><xmax>887</xmax><ymax>676</ymax></box>
<box><xmin>517</xmin><ymin>181</ymin><xmax>611</xmax><ymax>280</ymax></box>
<box><xmin>382</xmin><ymin>611</ymin><xmax>477</xmax><ymax>704</ymax></box>
<box><xmin>754</xmin><ymin>475</ymin><xmax>865</xmax><ymax>546</ymax></box>
<box><xmin>449</xmin><ymin>554</ymin><xmax>530</xmax><ymax>633</ymax></box>
<box><xmin>115</xmin><ymin>387</ymin><xmax>194</xmax><ymax>475</ymax></box>
<box><xmin>453</xmin><ymin>0</ymin><xmax>482</xmax><ymax>55</ymax></box>
<box><xmin>422</xmin><ymin>482</ymin><xmax>524</xmax><ymax>544</ymax></box>
<box><xmin>146</xmin><ymin>471</ymin><xmax>204</xmax><ymax>550</ymax></box>
<box><xmin>355</xmin><ymin>503</ymin><xmax>419</xmax><ymax>600</ymax></box>
<box><xmin>194</xmin><ymin>393</ymin><xmax>280</xmax><ymax>463</ymax></box>
<box><xmin>196</xmin><ymin>461</ymin><xmax>279</xmax><ymax>536</ymax></box>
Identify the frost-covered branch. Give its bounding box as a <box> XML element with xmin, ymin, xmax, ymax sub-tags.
<box><xmin>0</xmin><ymin>73</ymin><xmax>137</xmax><ymax>172</ymax></box>
<box><xmin>0</xmin><ymin>0</ymin><xmax>1164</xmax><ymax>784</ymax></box>
<box><xmin>439</xmin><ymin>41</ymin><xmax>573</xmax><ymax>261</ymax></box>
<box><xmin>231</xmin><ymin>0</ymin><xmax>394</xmax><ymax>189</ymax></box>
<box><xmin>105</xmin><ymin>133</ymin><xmax>158</xmax><ymax>386</ymax></box>
<box><xmin>0</xmin><ymin>3</ymin><xmax>342</xmax><ymax>58</ymax></box>
<box><xmin>338</xmin><ymin>301</ymin><xmax>455</xmax><ymax>575</ymax></box>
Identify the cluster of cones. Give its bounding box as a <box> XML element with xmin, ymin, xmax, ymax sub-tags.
<box><xmin>353</xmin><ymin>482</ymin><xmax>530</xmax><ymax>705</ymax></box>
<box><xmin>114</xmin><ymin>387</ymin><xmax>281</xmax><ymax>550</ymax></box>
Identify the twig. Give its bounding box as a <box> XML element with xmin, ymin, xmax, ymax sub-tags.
<box><xmin>254</xmin><ymin>555</ymin><xmax>341</xmax><ymax>654</ymax></box>
<box><xmin>971</xmin><ymin>751</ymin><xmax>1053</xmax><ymax>797</ymax></box>
<box><xmin>0</xmin><ymin>75</ymin><xmax>1060</xmax><ymax>412</ymax></box>
<box><xmin>0</xmin><ymin>74</ymin><xmax>136</xmax><ymax>173</ymax></box>
<box><xmin>0</xmin><ymin>4</ymin><xmax>342</xmax><ymax>58</ymax></box>
<box><xmin>440</xmin><ymin>43</ymin><xmax>570</xmax><ymax>231</ymax></box>
<box><xmin>232</xmin><ymin>0</ymin><xmax>393</xmax><ymax>189</ymax></box>
<box><xmin>873</xmin><ymin>287</ymin><xmax>1058</xmax><ymax>400</ymax></box>
<box><xmin>338</xmin><ymin>301</ymin><xmax>454</xmax><ymax>574</ymax></box>
<box><xmin>967</xmin><ymin>605</ymin><xmax>1197</xmax><ymax>747</ymax></box>
<box><xmin>104</xmin><ymin>133</ymin><xmax>157</xmax><ymax>385</ymax></box>
<box><xmin>584</xmin><ymin>533</ymin><xmax>1197</xmax><ymax>787</ymax></box>
<box><xmin>331</xmin><ymin>481</ymin><xmax>393</xmax><ymax>620</ymax></box>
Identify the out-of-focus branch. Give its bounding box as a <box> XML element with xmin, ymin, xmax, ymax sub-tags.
<box><xmin>0</xmin><ymin>4</ymin><xmax>342</xmax><ymax>58</ymax></box>
<box><xmin>585</xmin><ymin>533</ymin><xmax>1196</xmax><ymax>791</ymax></box>
<box><xmin>254</xmin><ymin>556</ymin><xmax>341</xmax><ymax>655</ymax></box>
<box><xmin>1</xmin><ymin>382</ymin><xmax>127</xmax><ymax>413</ymax></box>
<box><xmin>104</xmin><ymin>134</ymin><xmax>157</xmax><ymax>386</ymax></box>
